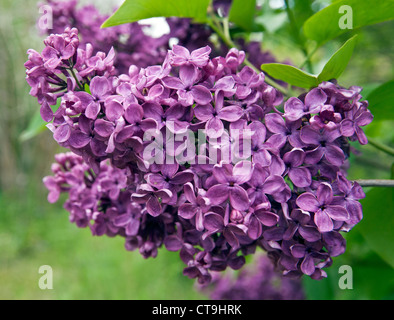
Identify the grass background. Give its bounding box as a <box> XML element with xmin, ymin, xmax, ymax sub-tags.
<box><xmin>0</xmin><ymin>188</ymin><xmax>205</xmax><ymax>299</ymax></box>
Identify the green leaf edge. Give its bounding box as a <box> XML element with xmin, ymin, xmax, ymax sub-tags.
<box><xmin>317</xmin><ymin>35</ymin><xmax>358</xmax><ymax>82</ymax></box>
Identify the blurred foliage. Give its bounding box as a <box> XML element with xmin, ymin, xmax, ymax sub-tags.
<box><xmin>0</xmin><ymin>187</ymin><xmax>205</xmax><ymax>299</ymax></box>
<box><xmin>0</xmin><ymin>0</ymin><xmax>393</xmax><ymax>300</ymax></box>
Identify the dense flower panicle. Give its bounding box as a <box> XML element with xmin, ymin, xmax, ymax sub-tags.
<box><xmin>40</xmin><ymin>0</ymin><xmax>280</xmax><ymax>72</ymax></box>
<box><xmin>201</xmin><ymin>254</ymin><xmax>305</xmax><ymax>300</ymax></box>
<box><xmin>29</xmin><ymin>24</ymin><xmax>373</xmax><ymax>285</ymax></box>
<box><xmin>40</xmin><ymin>0</ymin><xmax>169</xmax><ymax>73</ymax></box>
<box><xmin>44</xmin><ymin>152</ymin><xmax>170</xmax><ymax>257</ymax></box>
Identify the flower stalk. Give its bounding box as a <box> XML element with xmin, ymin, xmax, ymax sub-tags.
<box><xmin>367</xmin><ymin>136</ymin><xmax>394</xmax><ymax>157</ymax></box>
<box><xmin>207</xmin><ymin>15</ymin><xmax>290</xmax><ymax>96</ymax></box>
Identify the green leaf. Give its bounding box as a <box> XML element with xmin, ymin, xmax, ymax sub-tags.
<box><xmin>317</xmin><ymin>35</ymin><xmax>358</xmax><ymax>82</ymax></box>
<box><xmin>365</xmin><ymin>80</ymin><xmax>394</xmax><ymax>121</ymax></box>
<box><xmin>84</xmin><ymin>83</ymin><xmax>91</xmax><ymax>95</ymax></box>
<box><xmin>303</xmin><ymin>0</ymin><xmax>394</xmax><ymax>44</ymax></box>
<box><xmin>19</xmin><ymin>109</ymin><xmax>47</xmax><ymax>142</ymax></box>
<box><xmin>303</xmin><ymin>276</ymin><xmax>335</xmax><ymax>300</ymax></box>
<box><xmin>261</xmin><ymin>63</ymin><xmax>318</xmax><ymax>89</ymax></box>
<box><xmin>228</xmin><ymin>0</ymin><xmax>256</xmax><ymax>31</ymax></box>
<box><xmin>358</xmin><ymin>187</ymin><xmax>394</xmax><ymax>268</ymax></box>
<box><xmin>101</xmin><ymin>0</ymin><xmax>211</xmax><ymax>28</ymax></box>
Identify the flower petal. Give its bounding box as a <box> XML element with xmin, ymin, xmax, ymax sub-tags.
<box><xmin>85</xmin><ymin>101</ymin><xmax>100</xmax><ymax>120</ymax></box>
<box><xmin>300</xmin><ymin>254</ymin><xmax>315</xmax><ymax>275</ymax></box>
<box><xmin>53</xmin><ymin>124</ymin><xmax>71</xmax><ymax>143</ymax></box>
<box><xmin>265</xmin><ymin>113</ymin><xmax>286</xmax><ymax>134</ymax></box>
<box><xmin>204</xmin><ymin>212</ymin><xmax>225</xmax><ymax>231</ymax></box>
<box><xmin>68</xmin><ymin>131</ymin><xmax>90</xmax><ymax>148</ymax></box>
<box><xmin>124</xmin><ymin>103</ymin><xmax>143</xmax><ymax>124</ymax></box>
<box><xmin>314</xmin><ymin>209</ymin><xmax>333</xmax><ymax>233</ymax></box>
<box><xmin>146</xmin><ymin>196</ymin><xmax>162</xmax><ymax>217</ymax></box>
<box><xmin>218</xmin><ymin>106</ymin><xmax>243</xmax><ymax>122</ymax></box>
<box><xmin>229</xmin><ymin>185</ymin><xmax>250</xmax><ymax>211</ymax></box>
<box><xmin>296</xmin><ymin>192</ymin><xmax>320</xmax><ymax>212</ymax></box>
<box><xmin>288</xmin><ymin>167</ymin><xmax>312</xmax><ymax>188</ymax></box>
<box><xmin>206</xmin><ymin>116</ymin><xmax>224</xmax><ymax>138</ymax></box>
<box><xmin>324</xmin><ymin>205</ymin><xmax>350</xmax><ymax>221</ymax></box>
<box><xmin>255</xmin><ymin>210</ymin><xmax>279</xmax><ymax>227</ymax></box>
<box><xmin>206</xmin><ymin>184</ymin><xmax>229</xmax><ymax>205</ymax></box>
<box><xmin>191</xmin><ymin>85</ymin><xmax>212</xmax><ymax>105</ymax></box>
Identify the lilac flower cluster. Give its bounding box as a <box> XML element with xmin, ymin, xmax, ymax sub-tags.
<box><xmin>26</xmin><ymin>25</ymin><xmax>372</xmax><ymax>284</ymax></box>
<box><xmin>39</xmin><ymin>0</ymin><xmax>168</xmax><ymax>73</ymax></box>
<box><xmin>40</xmin><ymin>0</ymin><xmax>278</xmax><ymax>73</ymax></box>
<box><xmin>201</xmin><ymin>254</ymin><xmax>305</xmax><ymax>300</ymax></box>
<box><xmin>44</xmin><ymin>152</ymin><xmax>177</xmax><ymax>258</ymax></box>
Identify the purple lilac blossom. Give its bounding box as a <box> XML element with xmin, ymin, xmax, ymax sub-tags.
<box><xmin>28</xmin><ymin>24</ymin><xmax>372</xmax><ymax>285</ymax></box>
<box><xmin>40</xmin><ymin>0</ymin><xmax>280</xmax><ymax>72</ymax></box>
<box><xmin>39</xmin><ymin>0</ymin><xmax>168</xmax><ymax>73</ymax></box>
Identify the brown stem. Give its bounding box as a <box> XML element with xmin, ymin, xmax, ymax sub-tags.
<box><xmin>356</xmin><ymin>179</ymin><xmax>394</xmax><ymax>187</ymax></box>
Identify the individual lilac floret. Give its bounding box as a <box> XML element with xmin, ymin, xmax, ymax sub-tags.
<box><xmin>284</xmin><ymin>88</ymin><xmax>327</xmax><ymax>121</ymax></box>
<box><xmin>300</xmin><ymin>122</ymin><xmax>345</xmax><ymax>167</ymax></box>
<box><xmin>296</xmin><ymin>183</ymin><xmax>350</xmax><ymax>233</ymax></box>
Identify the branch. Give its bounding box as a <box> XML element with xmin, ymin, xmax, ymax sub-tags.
<box><xmin>207</xmin><ymin>16</ymin><xmax>289</xmax><ymax>96</ymax></box>
<box><xmin>367</xmin><ymin>137</ymin><xmax>394</xmax><ymax>157</ymax></box>
<box><xmin>356</xmin><ymin>179</ymin><xmax>394</xmax><ymax>187</ymax></box>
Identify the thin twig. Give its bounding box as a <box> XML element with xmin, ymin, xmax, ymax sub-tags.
<box><xmin>207</xmin><ymin>17</ymin><xmax>290</xmax><ymax>96</ymax></box>
<box><xmin>356</xmin><ymin>179</ymin><xmax>394</xmax><ymax>187</ymax></box>
<box><xmin>367</xmin><ymin>137</ymin><xmax>394</xmax><ymax>157</ymax></box>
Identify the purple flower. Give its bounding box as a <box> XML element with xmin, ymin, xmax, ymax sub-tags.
<box><xmin>145</xmin><ymin>164</ymin><xmax>194</xmax><ymax>204</ymax></box>
<box><xmin>85</xmin><ymin>76</ymin><xmax>111</xmax><ymax>120</ymax></box>
<box><xmin>131</xmin><ymin>184</ymin><xmax>173</xmax><ymax>217</ymax></box>
<box><xmin>194</xmin><ymin>90</ymin><xmax>243</xmax><ymax>138</ymax></box>
<box><xmin>264</xmin><ymin>113</ymin><xmax>302</xmax><ymax>148</ymax></box>
<box><xmin>300</xmin><ymin>122</ymin><xmax>345</xmax><ymax>166</ymax></box>
<box><xmin>162</xmin><ymin>68</ymin><xmax>213</xmax><ymax>106</ymax></box>
<box><xmin>203</xmin><ymin>205</ymin><xmax>248</xmax><ymax>249</ymax></box>
<box><xmin>283</xmin><ymin>209</ymin><xmax>321</xmax><ymax>242</ymax></box>
<box><xmin>283</xmin><ymin>148</ymin><xmax>312</xmax><ymax>188</ymax></box>
<box><xmin>169</xmin><ymin>45</ymin><xmax>211</xmax><ymax>68</ymax></box>
<box><xmin>340</xmin><ymin>103</ymin><xmax>373</xmax><ymax>145</ymax></box>
<box><xmin>205</xmin><ymin>161</ymin><xmax>252</xmax><ymax>211</ymax></box>
<box><xmin>296</xmin><ymin>183</ymin><xmax>350</xmax><ymax>232</ymax></box>
<box><xmin>178</xmin><ymin>182</ymin><xmax>210</xmax><ymax>231</ymax></box>
<box><xmin>233</xmin><ymin>66</ymin><xmax>265</xmax><ymax>99</ymax></box>
<box><xmin>245</xmin><ymin>207</ymin><xmax>279</xmax><ymax>240</ymax></box>
<box><xmin>142</xmin><ymin>102</ymin><xmax>189</xmax><ymax>134</ymax></box>
<box><xmin>246</xmin><ymin>163</ymin><xmax>289</xmax><ymax>205</ymax></box>
<box><xmin>284</xmin><ymin>88</ymin><xmax>327</xmax><ymax>121</ymax></box>
<box><xmin>249</xmin><ymin>121</ymin><xmax>273</xmax><ymax>166</ymax></box>
<box><xmin>113</xmin><ymin>202</ymin><xmax>142</xmax><ymax>237</ymax></box>
<box><xmin>32</xmin><ymin>21</ymin><xmax>374</xmax><ymax>285</ymax></box>
<box><xmin>333</xmin><ymin>173</ymin><xmax>365</xmax><ymax>231</ymax></box>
